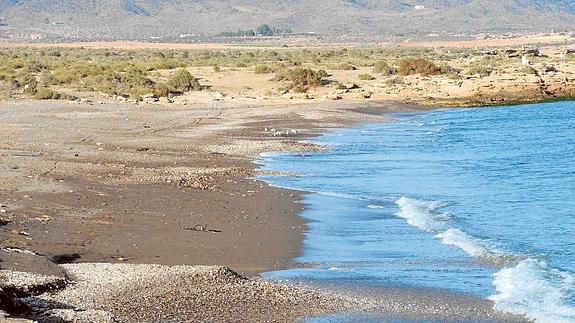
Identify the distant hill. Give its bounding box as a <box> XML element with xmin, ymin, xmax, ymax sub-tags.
<box><xmin>0</xmin><ymin>0</ymin><xmax>574</xmax><ymax>41</ymax></box>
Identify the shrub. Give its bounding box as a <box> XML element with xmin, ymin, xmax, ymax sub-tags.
<box><xmin>167</xmin><ymin>69</ymin><xmax>202</xmax><ymax>92</ymax></box>
<box><xmin>52</xmin><ymin>68</ymin><xmax>78</xmax><ymax>84</ymax></box>
<box><xmin>398</xmin><ymin>58</ymin><xmax>441</xmax><ymax>76</ymax></box>
<box><xmin>273</xmin><ymin>67</ymin><xmax>327</xmax><ymax>93</ymax></box>
<box><xmin>467</xmin><ymin>66</ymin><xmax>493</xmax><ymax>77</ymax></box>
<box><xmin>18</xmin><ymin>74</ymin><xmax>37</xmax><ymax>94</ymax></box>
<box><xmin>520</xmin><ymin>66</ymin><xmax>538</xmax><ymax>75</ymax></box>
<box><xmin>152</xmin><ymin>83</ymin><xmax>171</xmax><ymax>97</ymax></box>
<box><xmin>358</xmin><ymin>73</ymin><xmax>375</xmax><ymax>81</ymax></box>
<box><xmin>565</xmin><ymin>53</ymin><xmax>575</xmax><ymax>61</ymax></box>
<box><xmin>372</xmin><ymin>60</ymin><xmax>396</xmax><ymax>75</ymax></box>
<box><xmin>254</xmin><ymin>64</ymin><xmax>272</xmax><ymax>74</ymax></box>
<box><xmin>439</xmin><ymin>65</ymin><xmax>461</xmax><ymax>78</ymax></box>
<box><xmin>117</xmin><ymin>67</ymin><xmax>154</xmax><ymax>87</ymax></box>
<box><xmin>34</xmin><ymin>87</ymin><xmax>59</xmax><ymax>100</ymax></box>
<box><xmin>0</xmin><ymin>82</ymin><xmax>11</xmax><ymax>99</ymax></box>
<box><xmin>150</xmin><ymin>58</ymin><xmax>186</xmax><ymax>70</ymax></box>
<box><xmin>333</xmin><ymin>63</ymin><xmax>356</xmax><ymax>71</ymax></box>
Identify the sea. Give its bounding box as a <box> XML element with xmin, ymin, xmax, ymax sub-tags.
<box><xmin>257</xmin><ymin>101</ymin><xmax>575</xmax><ymax>322</ymax></box>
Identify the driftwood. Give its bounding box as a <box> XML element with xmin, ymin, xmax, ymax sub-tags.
<box><xmin>185</xmin><ymin>224</ymin><xmax>222</xmax><ymax>233</ymax></box>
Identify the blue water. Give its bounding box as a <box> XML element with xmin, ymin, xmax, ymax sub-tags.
<box><xmin>258</xmin><ymin>101</ymin><xmax>575</xmax><ymax>322</ymax></box>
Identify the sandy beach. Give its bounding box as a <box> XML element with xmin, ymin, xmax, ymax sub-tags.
<box><xmin>0</xmin><ymin>98</ymin><xmax>389</xmax><ymax>321</ymax></box>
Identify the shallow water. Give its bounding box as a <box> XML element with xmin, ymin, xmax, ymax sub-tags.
<box><xmin>258</xmin><ymin>101</ymin><xmax>575</xmax><ymax>322</ymax></box>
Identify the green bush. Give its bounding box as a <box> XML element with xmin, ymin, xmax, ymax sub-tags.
<box><xmin>150</xmin><ymin>58</ymin><xmax>186</xmax><ymax>70</ymax></box>
<box><xmin>358</xmin><ymin>73</ymin><xmax>375</xmax><ymax>81</ymax></box>
<box><xmin>34</xmin><ymin>87</ymin><xmax>59</xmax><ymax>100</ymax></box>
<box><xmin>398</xmin><ymin>58</ymin><xmax>441</xmax><ymax>76</ymax></box>
<box><xmin>18</xmin><ymin>74</ymin><xmax>38</xmax><ymax>94</ymax></box>
<box><xmin>467</xmin><ymin>66</ymin><xmax>493</xmax><ymax>77</ymax></box>
<box><xmin>254</xmin><ymin>64</ymin><xmax>272</xmax><ymax>74</ymax></box>
<box><xmin>439</xmin><ymin>65</ymin><xmax>461</xmax><ymax>78</ymax></box>
<box><xmin>273</xmin><ymin>67</ymin><xmax>328</xmax><ymax>93</ymax></box>
<box><xmin>520</xmin><ymin>66</ymin><xmax>538</xmax><ymax>75</ymax></box>
<box><xmin>152</xmin><ymin>83</ymin><xmax>171</xmax><ymax>97</ymax></box>
<box><xmin>333</xmin><ymin>63</ymin><xmax>356</xmax><ymax>71</ymax></box>
<box><xmin>167</xmin><ymin>69</ymin><xmax>202</xmax><ymax>92</ymax></box>
<box><xmin>372</xmin><ymin>60</ymin><xmax>396</xmax><ymax>75</ymax></box>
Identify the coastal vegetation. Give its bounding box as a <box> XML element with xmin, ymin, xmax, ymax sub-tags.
<box><xmin>398</xmin><ymin>58</ymin><xmax>441</xmax><ymax>76</ymax></box>
<box><xmin>372</xmin><ymin>60</ymin><xmax>396</xmax><ymax>75</ymax></box>
<box><xmin>0</xmin><ymin>45</ymin><xmax>572</xmax><ymax>102</ymax></box>
<box><xmin>167</xmin><ymin>69</ymin><xmax>202</xmax><ymax>92</ymax></box>
<box><xmin>273</xmin><ymin>67</ymin><xmax>328</xmax><ymax>93</ymax></box>
<box><xmin>358</xmin><ymin>73</ymin><xmax>375</xmax><ymax>80</ymax></box>
<box><xmin>254</xmin><ymin>64</ymin><xmax>273</xmax><ymax>74</ymax></box>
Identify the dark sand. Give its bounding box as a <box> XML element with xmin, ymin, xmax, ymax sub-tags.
<box><xmin>0</xmin><ymin>99</ymin><xmax>401</xmax><ymax>276</ymax></box>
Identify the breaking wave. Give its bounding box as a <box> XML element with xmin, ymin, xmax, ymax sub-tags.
<box><xmin>395</xmin><ymin>196</ymin><xmax>575</xmax><ymax>322</ymax></box>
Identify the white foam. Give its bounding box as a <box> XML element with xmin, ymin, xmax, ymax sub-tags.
<box><xmin>397</xmin><ymin>198</ymin><xmax>510</xmax><ymax>265</ymax></box>
<box><xmin>490</xmin><ymin>259</ymin><xmax>575</xmax><ymax>323</ymax></box>
<box><xmin>367</xmin><ymin>205</ymin><xmax>385</xmax><ymax>209</ymax></box>
<box><xmin>436</xmin><ymin>229</ymin><xmax>490</xmax><ymax>258</ymax></box>
<box><xmin>395</xmin><ymin>197</ymin><xmax>450</xmax><ymax>232</ymax></box>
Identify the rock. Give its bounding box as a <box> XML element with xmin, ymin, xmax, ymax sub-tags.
<box><xmin>361</xmin><ymin>91</ymin><xmax>373</xmax><ymax>99</ymax></box>
<box><xmin>545</xmin><ymin>66</ymin><xmax>558</xmax><ymax>73</ymax></box>
<box><xmin>325</xmin><ymin>93</ymin><xmax>342</xmax><ymax>100</ymax></box>
<box><xmin>212</xmin><ymin>91</ymin><xmax>225</xmax><ymax>100</ymax></box>
<box><xmin>345</xmin><ymin>83</ymin><xmax>360</xmax><ymax>90</ymax></box>
<box><xmin>144</xmin><ymin>97</ymin><xmax>159</xmax><ymax>104</ymax></box>
<box><xmin>159</xmin><ymin>97</ymin><xmax>173</xmax><ymax>104</ymax></box>
<box><xmin>0</xmin><ymin>287</ymin><xmax>29</xmax><ymax>316</ymax></box>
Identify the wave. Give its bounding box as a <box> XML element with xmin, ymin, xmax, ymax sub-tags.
<box><xmin>395</xmin><ymin>196</ymin><xmax>451</xmax><ymax>232</ymax></box>
<box><xmin>395</xmin><ymin>196</ymin><xmax>575</xmax><ymax>322</ymax></box>
<box><xmin>436</xmin><ymin>229</ymin><xmax>492</xmax><ymax>258</ymax></box>
<box><xmin>395</xmin><ymin>197</ymin><xmax>507</xmax><ymax>261</ymax></box>
<box><xmin>490</xmin><ymin>259</ymin><xmax>575</xmax><ymax>323</ymax></box>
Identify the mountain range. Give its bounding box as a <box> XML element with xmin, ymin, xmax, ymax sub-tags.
<box><xmin>1</xmin><ymin>0</ymin><xmax>574</xmax><ymax>41</ymax></box>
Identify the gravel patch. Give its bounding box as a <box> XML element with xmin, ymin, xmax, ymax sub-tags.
<box><xmin>28</xmin><ymin>263</ymin><xmax>361</xmax><ymax>322</ymax></box>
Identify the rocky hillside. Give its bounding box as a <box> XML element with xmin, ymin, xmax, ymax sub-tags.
<box><xmin>0</xmin><ymin>0</ymin><xmax>574</xmax><ymax>41</ymax></box>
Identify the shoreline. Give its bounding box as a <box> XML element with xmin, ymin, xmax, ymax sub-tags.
<box><xmin>0</xmin><ymin>97</ymin><xmax>552</xmax><ymax>322</ymax></box>
<box><xmin>0</xmin><ymin>96</ymin><xmax>562</xmax><ymax>321</ymax></box>
<box><xmin>0</xmin><ymin>96</ymin><xmax>555</xmax><ymax>322</ymax></box>
<box><xmin>0</xmin><ymin>98</ymin><xmax>414</xmax><ymax>321</ymax></box>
